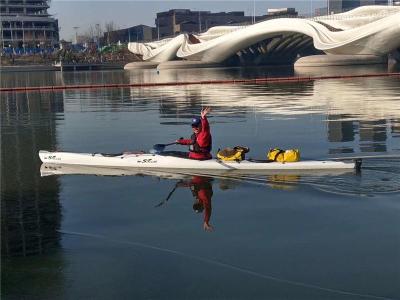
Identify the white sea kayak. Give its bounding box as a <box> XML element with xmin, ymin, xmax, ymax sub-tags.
<box><xmin>39</xmin><ymin>150</ymin><xmax>359</xmax><ymax>171</ymax></box>
<box><xmin>40</xmin><ymin>163</ymin><xmax>356</xmax><ymax>178</ymax></box>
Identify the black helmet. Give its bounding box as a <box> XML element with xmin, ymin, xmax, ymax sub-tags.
<box><xmin>191</xmin><ymin>117</ymin><xmax>201</xmax><ymax>128</ymax></box>
<box><xmin>192</xmin><ymin>201</ymin><xmax>204</xmax><ymax>213</ymax></box>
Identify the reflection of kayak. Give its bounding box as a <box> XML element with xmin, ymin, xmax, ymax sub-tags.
<box><xmin>40</xmin><ymin>163</ymin><xmax>355</xmax><ymax>177</ymax></box>
<box><xmin>39</xmin><ymin>164</ymin><xmax>187</xmax><ymax>179</ymax></box>
<box><xmin>39</xmin><ymin>150</ymin><xmax>359</xmax><ymax>171</ymax></box>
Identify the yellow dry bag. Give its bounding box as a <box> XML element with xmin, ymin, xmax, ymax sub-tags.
<box><xmin>217</xmin><ymin>146</ymin><xmax>249</xmax><ymax>161</ymax></box>
<box><xmin>267</xmin><ymin>148</ymin><xmax>300</xmax><ymax>163</ymax></box>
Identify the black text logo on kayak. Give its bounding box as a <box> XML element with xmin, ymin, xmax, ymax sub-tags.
<box><xmin>45</xmin><ymin>155</ymin><xmax>61</xmax><ymax>161</ymax></box>
<box><xmin>138</xmin><ymin>158</ymin><xmax>157</xmax><ymax>164</ymax></box>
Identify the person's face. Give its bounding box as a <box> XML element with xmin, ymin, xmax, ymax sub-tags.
<box><xmin>192</xmin><ymin>125</ymin><xmax>201</xmax><ymax>134</ymax></box>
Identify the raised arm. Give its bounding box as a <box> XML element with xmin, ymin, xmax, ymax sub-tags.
<box><xmin>197</xmin><ymin>107</ymin><xmax>211</xmax><ymax>147</ymax></box>
<box><xmin>201</xmin><ymin>107</ymin><xmax>211</xmax><ymax>118</ymax></box>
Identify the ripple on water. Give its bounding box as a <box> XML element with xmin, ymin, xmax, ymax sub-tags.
<box><xmin>295</xmin><ymin>159</ymin><xmax>400</xmax><ymax>196</ymax></box>
<box><xmin>301</xmin><ymin>170</ymin><xmax>400</xmax><ymax>196</ymax></box>
<box><xmin>213</xmin><ymin>159</ymin><xmax>400</xmax><ymax>197</ymax></box>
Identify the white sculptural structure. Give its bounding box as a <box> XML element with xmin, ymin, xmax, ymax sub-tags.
<box><xmin>126</xmin><ymin>6</ymin><xmax>400</xmax><ymax>68</ymax></box>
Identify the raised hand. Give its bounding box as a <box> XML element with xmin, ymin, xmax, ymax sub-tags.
<box><xmin>201</xmin><ymin>107</ymin><xmax>211</xmax><ymax>119</ymax></box>
<box><xmin>203</xmin><ymin>222</ymin><xmax>214</xmax><ymax>232</ymax></box>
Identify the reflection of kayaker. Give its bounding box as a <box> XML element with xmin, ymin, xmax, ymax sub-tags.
<box><xmin>176</xmin><ymin>107</ymin><xmax>212</xmax><ymax>160</ymax></box>
<box><xmin>178</xmin><ymin>176</ymin><xmax>214</xmax><ymax>232</ymax></box>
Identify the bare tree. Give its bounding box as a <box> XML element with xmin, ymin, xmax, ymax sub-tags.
<box><xmin>104</xmin><ymin>21</ymin><xmax>116</xmax><ymax>32</ymax></box>
<box><xmin>104</xmin><ymin>21</ymin><xmax>117</xmax><ymax>45</ymax></box>
<box><xmin>86</xmin><ymin>25</ymin><xmax>95</xmax><ymax>41</ymax></box>
<box><xmin>95</xmin><ymin>23</ymin><xmax>103</xmax><ymax>39</ymax></box>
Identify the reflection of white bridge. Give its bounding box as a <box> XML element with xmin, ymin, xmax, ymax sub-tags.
<box><xmin>126</xmin><ymin>6</ymin><xmax>400</xmax><ymax>68</ymax></box>
<box><xmin>127</xmin><ymin>71</ymin><xmax>400</xmax><ymax>122</ymax></box>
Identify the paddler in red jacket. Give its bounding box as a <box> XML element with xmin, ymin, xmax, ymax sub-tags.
<box><xmin>178</xmin><ymin>175</ymin><xmax>214</xmax><ymax>232</ymax></box>
<box><xmin>176</xmin><ymin>107</ymin><xmax>212</xmax><ymax>160</ymax></box>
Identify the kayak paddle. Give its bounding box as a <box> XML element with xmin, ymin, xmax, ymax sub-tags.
<box><xmin>154</xmin><ymin>182</ymin><xmax>180</xmax><ymax>207</ymax></box>
<box><xmin>152</xmin><ymin>141</ymin><xmax>178</xmax><ymax>153</ymax></box>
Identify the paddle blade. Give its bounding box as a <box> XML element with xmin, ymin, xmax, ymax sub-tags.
<box><xmin>149</xmin><ymin>149</ymin><xmax>158</xmax><ymax>154</ymax></box>
<box><xmin>152</xmin><ymin>142</ymin><xmax>176</xmax><ymax>153</ymax></box>
<box><xmin>152</xmin><ymin>144</ymin><xmax>166</xmax><ymax>152</ymax></box>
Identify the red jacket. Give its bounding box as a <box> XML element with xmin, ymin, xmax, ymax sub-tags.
<box><xmin>178</xmin><ymin>116</ymin><xmax>212</xmax><ymax>160</ymax></box>
<box><xmin>181</xmin><ymin>176</ymin><xmax>213</xmax><ymax>225</ymax></box>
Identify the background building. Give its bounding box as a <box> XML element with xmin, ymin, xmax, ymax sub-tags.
<box><xmin>328</xmin><ymin>0</ymin><xmax>390</xmax><ymax>14</ymax></box>
<box><xmin>266</xmin><ymin>8</ymin><xmax>298</xmax><ymax>16</ymax></box>
<box><xmin>0</xmin><ymin>0</ymin><xmax>59</xmax><ymax>49</ymax></box>
<box><xmin>314</xmin><ymin>7</ymin><xmax>329</xmax><ymax>16</ymax></box>
<box><xmin>155</xmin><ymin>9</ymin><xmax>297</xmax><ymax>39</ymax></box>
<box><xmin>102</xmin><ymin>24</ymin><xmax>153</xmax><ymax>45</ymax></box>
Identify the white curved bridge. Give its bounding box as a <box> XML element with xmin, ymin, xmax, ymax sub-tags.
<box><xmin>128</xmin><ymin>6</ymin><xmax>400</xmax><ymax>65</ymax></box>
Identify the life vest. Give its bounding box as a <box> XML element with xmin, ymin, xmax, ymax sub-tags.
<box><xmin>190</xmin><ymin>177</ymin><xmax>213</xmax><ymax>199</ymax></box>
<box><xmin>190</xmin><ymin>181</ymin><xmax>213</xmax><ymax>196</ymax></box>
<box><xmin>189</xmin><ymin>133</ymin><xmax>212</xmax><ymax>154</ymax></box>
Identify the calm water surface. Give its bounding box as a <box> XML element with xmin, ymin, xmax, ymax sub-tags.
<box><xmin>1</xmin><ymin>66</ymin><xmax>400</xmax><ymax>300</ymax></box>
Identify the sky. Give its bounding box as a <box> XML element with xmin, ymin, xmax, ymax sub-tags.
<box><xmin>50</xmin><ymin>1</ymin><xmax>327</xmax><ymax>40</ymax></box>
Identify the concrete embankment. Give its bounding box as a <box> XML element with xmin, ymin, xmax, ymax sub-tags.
<box><xmin>0</xmin><ymin>65</ymin><xmax>58</xmax><ymax>72</ymax></box>
<box><xmin>124</xmin><ymin>61</ymin><xmax>159</xmax><ymax>69</ymax></box>
<box><xmin>157</xmin><ymin>61</ymin><xmax>222</xmax><ymax>70</ymax></box>
<box><xmin>123</xmin><ymin>61</ymin><xmax>222</xmax><ymax>70</ymax></box>
<box><xmin>1</xmin><ymin>63</ymin><xmax>125</xmax><ymax>72</ymax></box>
<box><xmin>294</xmin><ymin>55</ymin><xmax>387</xmax><ymax>67</ymax></box>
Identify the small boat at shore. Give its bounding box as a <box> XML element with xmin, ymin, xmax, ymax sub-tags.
<box><xmin>39</xmin><ymin>150</ymin><xmax>360</xmax><ymax>171</ymax></box>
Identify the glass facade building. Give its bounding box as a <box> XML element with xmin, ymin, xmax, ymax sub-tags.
<box><xmin>0</xmin><ymin>0</ymin><xmax>59</xmax><ymax>48</ymax></box>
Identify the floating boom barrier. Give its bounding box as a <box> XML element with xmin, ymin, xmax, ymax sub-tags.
<box><xmin>1</xmin><ymin>72</ymin><xmax>400</xmax><ymax>93</ymax></box>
